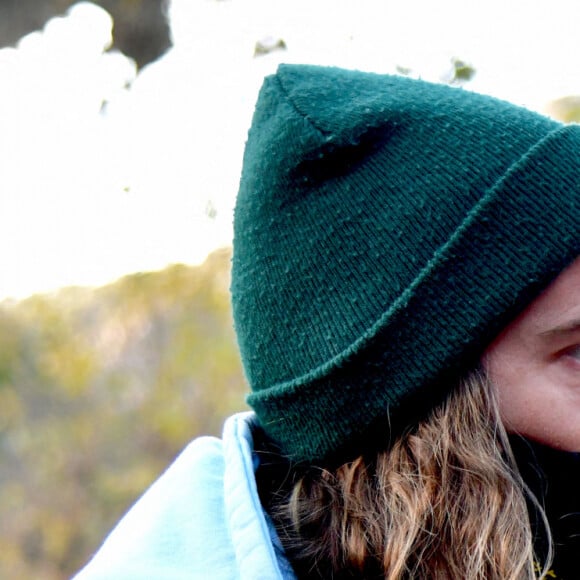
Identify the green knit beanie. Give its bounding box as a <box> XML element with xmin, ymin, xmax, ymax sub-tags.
<box><xmin>231</xmin><ymin>64</ymin><xmax>580</xmax><ymax>464</ymax></box>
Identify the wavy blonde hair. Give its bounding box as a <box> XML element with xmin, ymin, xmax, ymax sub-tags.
<box><xmin>261</xmin><ymin>373</ymin><xmax>552</xmax><ymax>579</ymax></box>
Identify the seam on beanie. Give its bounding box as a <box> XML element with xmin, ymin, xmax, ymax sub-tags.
<box><xmin>247</xmin><ymin>124</ymin><xmax>578</xmax><ymax>401</ymax></box>
<box><xmin>274</xmin><ymin>69</ymin><xmax>332</xmax><ymax>139</ymax></box>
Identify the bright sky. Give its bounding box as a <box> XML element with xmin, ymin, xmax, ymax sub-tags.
<box><xmin>1</xmin><ymin>0</ymin><xmax>578</xmax><ymax>300</ymax></box>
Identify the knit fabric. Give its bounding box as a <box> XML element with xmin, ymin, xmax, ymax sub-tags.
<box><xmin>231</xmin><ymin>64</ymin><xmax>580</xmax><ymax>464</ymax></box>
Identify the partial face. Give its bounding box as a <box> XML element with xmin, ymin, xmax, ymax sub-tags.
<box><xmin>484</xmin><ymin>257</ymin><xmax>580</xmax><ymax>452</ymax></box>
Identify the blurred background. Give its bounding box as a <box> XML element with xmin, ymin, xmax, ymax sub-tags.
<box><xmin>0</xmin><ymin>0</ymin><xmax>578</xmax><ymax>577</ymax></box>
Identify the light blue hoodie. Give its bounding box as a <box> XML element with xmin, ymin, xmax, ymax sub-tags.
<box><xmin>75</xmin><ymin>413</ymin><xmax>296</xmax><ymax>579</ymax></box>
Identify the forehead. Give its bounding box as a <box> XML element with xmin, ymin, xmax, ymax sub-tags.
<box><xmin>518</xmin><ymin>257</ymin><xmax>580</xmax><ymax>331</ymax></box>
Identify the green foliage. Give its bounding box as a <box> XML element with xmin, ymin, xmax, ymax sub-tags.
<box><xmin>254</xmin><ymin>37</ymin><xmax>287</xmax><ymax>58</ymax></box>
<box><xmin>448</xmin><ymin>57</ymin><xmax>476</xmax><ymax>84</ymax></box>
<box><xmin>0</xmin><ymin>248</ymin><xmax>248</xmax><ymax>578</ymax></box>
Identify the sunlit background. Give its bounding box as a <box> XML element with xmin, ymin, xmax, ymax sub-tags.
<box><xmin>0</xmin><ymin>0</ymin><xmax>579</xmax><ymax>577</ymax></box>
<box><xmin>2</xmin><ymin>0</ymin><xmax>579</xmax><ymax>300</ymax></box>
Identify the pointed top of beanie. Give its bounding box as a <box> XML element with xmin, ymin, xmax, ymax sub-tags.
<box><xmin>232</xmin><ymin>64</ymin><xmax>580</xmax><ymax>464</ymax></box>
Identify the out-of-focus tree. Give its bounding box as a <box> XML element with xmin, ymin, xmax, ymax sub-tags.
<box><xmin>0</xmin><ymin>248</ymin><xmax>248</xmax><ymax>579</ymax></box>
<box><xmin>0</xmin><ymin>0</ymin><xmax>171</xmax><ymax>69</ymax></box>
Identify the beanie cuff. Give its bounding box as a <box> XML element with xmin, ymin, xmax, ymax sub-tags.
<box><xmin>248</xmin><ymin>124</ymin><xmax>580</xmax><ymax>463</ymax></box>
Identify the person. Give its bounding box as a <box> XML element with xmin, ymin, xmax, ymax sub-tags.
<box><xmin>75</xmin><ymin>64</ymin><xmax>580</xmax><ymax>579</ymax></box>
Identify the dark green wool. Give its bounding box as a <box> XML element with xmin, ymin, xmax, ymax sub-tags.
<box><xmin>231</xmin><ymin>64</ymin><xmax>580</xmax><ymax>464</ymax></box>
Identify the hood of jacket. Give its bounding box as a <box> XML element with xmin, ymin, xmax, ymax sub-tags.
<box><xmin>75</xmin><ymin>412</ymin><xmax>295</xmax><ymax>580</ymax></box>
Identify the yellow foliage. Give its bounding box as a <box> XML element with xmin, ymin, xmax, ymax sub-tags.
<box><xmin>0</xmin><ymin>248</ymin><xmax>248</xmax><ymax>578</ymax></box>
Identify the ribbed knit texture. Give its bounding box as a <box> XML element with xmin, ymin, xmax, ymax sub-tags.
<box><xmin>231</xmin><ymin>64</ymin><xmax>580</xmax><ymax>464</ymax></box>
